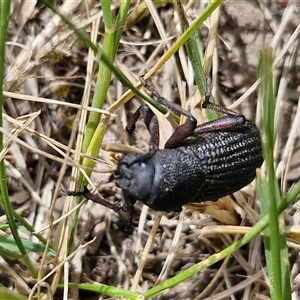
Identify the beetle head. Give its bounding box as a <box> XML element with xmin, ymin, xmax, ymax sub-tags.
<box><xmin>115</xmin><ymin>151</ymin><xmax>156</xmax><ymax>203</ymax></box>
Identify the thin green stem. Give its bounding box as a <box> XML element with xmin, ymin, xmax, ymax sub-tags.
<box><xmin>258</xmin><ymin>49</ymin><xmax>291</xmax><ymax>300</ymax></box>
<box><xmin>101</xmin><ymin>0</ymin><xmax>114</xmax><ymax>30</ymax></box>
<box><xmin>174</xmin><ymin>0</ymin><xmax>219</xmax><ymax>120</ymax></box>
<box><xmin>82</xmin><ymin>0</ymin><xmax>130</xmax><ymax>174</ymax></box>
<box><xmin>0</xmin><ymin>0</ymin><xmax>37</xmax><ymax>278</ymax></box>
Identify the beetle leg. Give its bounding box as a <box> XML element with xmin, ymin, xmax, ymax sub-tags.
<box><xmin>119</xmin><ymin>193</ymin><xmax>136</xmax><ymax>229</ymax></box>
<box><xmin>66</xmin><ymin>187</ymin><xmax>127</xmax><ymax>212</ymax></box>
<box><xmin>140</xmin><ymin>77</ymin><xmax>195</xmax><ymax>120</ymax></box>
<box><xmin>140</xmin><ymin>77</ymin><xmax>197</xmax><ymax>149</ymax></box>
<box><xmin>164</xmin><ymin>116</ymin><xmax>197</xmax><ymax>148</ymax></box>
<box><xmin>202</xmin><ymin>78</ymin><xmax>242</xmax><ymax>117</ymax></box>
<box><xmin>163</xmin><ymin>77</ymin><xmax>242</xmax><ymax>134</ymax></box>
<box><xmin>126</xmin><ymin>105</ymin><xmax>160</xmax><ymax>149</ymax></box>
<box><xmin>202</xmin><ymin>100</ymin><xmax>241</xmax><ymax>117</ymax></box>
<box><xmin>66</xmin><ymin>187</ymin><xmax>134</xmax><ymax>228</ymax></box>
<box><xmin>196</xmin><ymin>80</ymin><xmax>248</xmax><ymax>133</ymax></box>
<box><xmin>194</xmin><ymin>114</ymin><xmax>247</xmax><ymax>134</ymax></box>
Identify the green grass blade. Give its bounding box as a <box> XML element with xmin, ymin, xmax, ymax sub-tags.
<box><xmin>174</xmin><ymin>0</ymin><xmax>220</xmax><ymax>120</ymax></box>
<box><xmin>0</xmin><ymin>236</ymin><xmax>56</xmax><ymax>257</ymax></box>
<box><xmin>258</xmin><ymin>49</ymin><xmax>291</xmax><ymax>299</ymax></box>
<box><xmin>0</xmin><ymin>0</ymin><xmax>37</xmax><ymax>278</ymax></box>
<box><xmin>174</xmin><ymin>0</ymin><xmax>206</xmax><ymax>91</ymax></box>
<box><xmin>65</xmin><ymin>283</ymin><xmax>141</xmax><ymax>300</ymax></box>
<box><xmin>0</xmin><ymin>286</ymin><xmax>27</xmax><ymax>300</ymax></box>
<box><xmin>82</xmin><ymin>0</ymin><xmax>130</xmax><ymax>158</ymax></box>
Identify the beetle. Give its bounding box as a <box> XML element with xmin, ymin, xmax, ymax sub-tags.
<box><xmin>115</xmin><ymin>78</ymin><xmax>263</xmax><ymax>212</ymax></box>
<box><xmin>68</xmin><ymin>78</ymin><xmax>263</xmax><ymax>225</ymax></box>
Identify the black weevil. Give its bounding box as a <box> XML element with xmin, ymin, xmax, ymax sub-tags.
<box><xmin>115</xmin><ymin>78</ymin><xmax>263</xmax><ymax>213</ymax></box>
<box><xmin>68</xmin><ymin>78</ymin><xmax>263</xmax><ymax>225</ymax></box>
